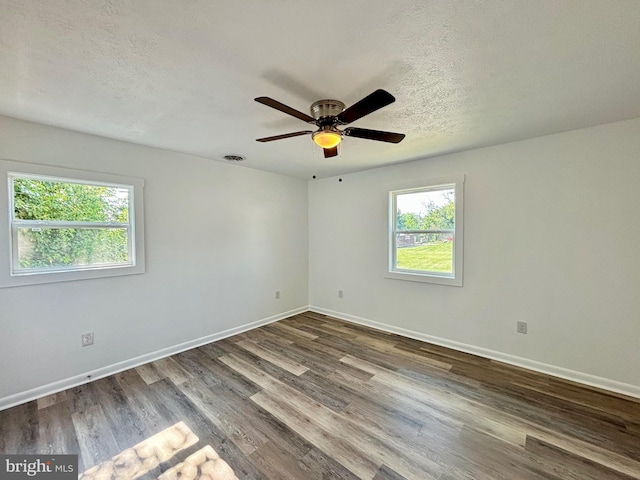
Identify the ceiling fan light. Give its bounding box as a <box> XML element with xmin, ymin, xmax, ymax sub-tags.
<box><xmin>312</xmin><ymin>129</ymin><xmax>342</xmax><ymax>149</ymax></box>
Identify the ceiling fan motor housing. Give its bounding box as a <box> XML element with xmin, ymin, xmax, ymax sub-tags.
<box><xmin>311</xmin><ymin>100</ymin><xmax>345</xmax><ymax>123</ymax></box>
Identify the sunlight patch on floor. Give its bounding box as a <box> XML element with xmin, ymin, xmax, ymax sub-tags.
<box><xmin>79</xmin><ymin>421</ymin><xmax>198</xmax><ymax>479</ymax></box>
<box><xmin>158</xmin><ymin>445</ymin><xmax>239</xmax><ymax>480</ymax></box>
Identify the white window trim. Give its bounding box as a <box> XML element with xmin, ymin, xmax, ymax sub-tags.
<box><xmin>1</xmin><ymin>159</ymin><xmax>145</xmax><ymax>288</ymax></box>
<box><xmin>385</xmin><ymin>174</ymin><xmax>464</xmax><ymax>287</ymax></box>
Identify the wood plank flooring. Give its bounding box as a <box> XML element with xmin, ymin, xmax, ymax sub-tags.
<box><xmin>1</xmin><ymin>311</ymin><xmax>639</xmax><ymax>479</ymax></box>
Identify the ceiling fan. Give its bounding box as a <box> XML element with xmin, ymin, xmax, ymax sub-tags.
<box><xmin>254</xmin><ymin>89</ymin><xmax>405</xmax><ymax>158</ymax></box>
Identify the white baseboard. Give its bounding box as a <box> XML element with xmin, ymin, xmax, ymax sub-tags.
<box><xmin>0</xmin><ymin>306</ymin><xmax>309</xmax><ymax>411</ymax></box>
<box><xmin>310</xmin><ymin>306</ymin><xmax>640</xmax><ymax>400</ymax></box>
<box><xmin>5</xmin><ymin>304</ymin><xmax>638</xmax><ymax>411</ymax></box>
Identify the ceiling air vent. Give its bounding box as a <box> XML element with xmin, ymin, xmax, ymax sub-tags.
<box><xmin>223</xmin><ymin>154</ymin><xmax>245</xmax><ymax>162</ymax></box>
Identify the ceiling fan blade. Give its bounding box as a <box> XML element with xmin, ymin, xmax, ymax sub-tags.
<box><xmin>256</xmin><ymin>131</ymin><xmax>313</xmax><ymax>142</ymax></box>
<box><xmin>324</xmin><ymin>146</ymin><xmax>338</xmax><ymax>158</ymax></box>
<box><xmin>336</xmin><ymin>89</ymin><xmax>396</xmax><ymax>124</ymax></box>
<box><xmin>344</xmin><ymin>127</ymin><xmax>405</xmax><ymax>143</ymax></box>
<box><xmin>255</xmin><ymin>97</ymin><xmax>316</xmax><ymax>123</ymax></box>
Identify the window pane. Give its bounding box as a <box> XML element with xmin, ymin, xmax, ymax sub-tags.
<box><xmin>396</xmin><ymin>233</ymin><xmax>453</xmax><ymax>274</ymax></box>
<box><xmin>13</xmin><ymin>178</ymin><xmax>129</xmax><ymax>222</ymax></box>
<box><xmin>16</xmin><ymin>227</ymin><xmax>129</xmax><ymax>270</ymax></box>
<box><xmin>396</xmin><ymin>187</ymin><xmax>454</xmax><ymax>231</ymax></box>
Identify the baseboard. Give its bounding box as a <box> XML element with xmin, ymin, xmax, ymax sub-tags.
<box><xmin>5</xmin><ymin>304</ymin><xmax>637</xmax><ymax>411</ymax></box>
<box><xmin>309</xmin><ymin>306</ymin><xmax>640</xmax><ymax>400</ymax></box>
<box><xmin>0</xmin><ymin>306</ymin><xmax>309</xmax><ymax>411</ymax></box>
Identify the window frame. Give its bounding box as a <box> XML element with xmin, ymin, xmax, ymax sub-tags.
<box><xmin>1</xmin><ymin>159</ymin><xmax>145</xmax><ymax>288</ymax></box>
<box><xmin>386</xmin><ymin>175</ymin><xmax>464</xmax><ymax>286</ymax></box>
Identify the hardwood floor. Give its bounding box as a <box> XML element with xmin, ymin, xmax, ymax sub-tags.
<box><xmin>1</xmin><ymin>311</ymin><xmax>639</xmax><ymax>479</ymax></box>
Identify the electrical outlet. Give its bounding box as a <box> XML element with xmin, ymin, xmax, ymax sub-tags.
<box><xmin>517</xmin><ymin>321</ymin><xmax>528</xmax><ymax>334</ymax></box>
<box><xmin>275</xmin><ymin>290</ymin><xmax>280</xmax><ymax>299</ymax></box>
<box><xmin>82</xmin><ymin>332</ymin><xmax>94</xmax><ymax>347</ymax></box>
<box><xmin>338</xmin><ymin>290</ymin><xmax>343</xmax><ymax>298</ymax></box>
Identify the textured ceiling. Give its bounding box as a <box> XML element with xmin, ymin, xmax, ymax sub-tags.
<box><xmin>1</xmin><ymin>1</ymin><xmax>639</xmax><ymax>179</ymax></box>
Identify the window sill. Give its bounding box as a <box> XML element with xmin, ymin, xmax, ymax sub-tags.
<box><xmin>2</xmin><ymin>264</ymin><xmax>145</xmax><ymax>288</ymax></box>
<box><xmin>385</xmin><ymin>271</ymin><xmax>463</xmax><ymax>287</ymax></box>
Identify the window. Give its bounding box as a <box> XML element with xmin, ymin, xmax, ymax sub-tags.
<box><xmin>387</xmin><ymin>175</ymin><xmax>464</xmax><ymax>286</ymax></box>
<box><xmin>1</xmin><ymin>159</ymin><xmax>144</xmax><ymax>287</ymax></box>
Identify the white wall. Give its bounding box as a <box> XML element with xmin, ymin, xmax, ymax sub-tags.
<box><xmin>309</xmin><ymin>118</ymin><xmax>640</xmax><ymax>394</ymax></box>
<box><xmin>0</xmin><ymin>116</ymin><xmax>309</xmax><ymax>405</ymax></box>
